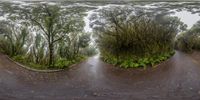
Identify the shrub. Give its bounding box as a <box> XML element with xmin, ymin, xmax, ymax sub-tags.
<box><xmin>175</xmin><ymin>21</ymin><xmax>200</xmax><ymax>52</ymax></box>
<box><xmin>102</xmin><ymin>51</ymin><xmax>174</xmax><ymax>68</ymax></box>
<box><xmin>12</xmin><ymin>55</ymin><xmax>28</xmax><ymax>64</ymax></box>
<box><xmin>93</xmin><ymin>7</ymin><xmax>183</xmax><ymax>68</ymax></box>
<box><xmin>54</xmin><ymin>56</ymin><xmax>85</xmax><ymax>69</ymax></box>
<box><xmin>55</xmin><ymin>58</ymin><xmax>72</xmax><ymax>69</ymax></box>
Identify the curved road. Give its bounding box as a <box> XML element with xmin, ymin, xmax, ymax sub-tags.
<box><xmin>0</xmin><ymin>51</ymin><xmax>200</xmax><ymax>100</ymax></box>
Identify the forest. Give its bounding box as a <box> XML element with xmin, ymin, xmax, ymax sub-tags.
<box><xmin>0</xmin><ymin>4</ymin><xmax>97</xmax><ymax>70</ymax></box>
<box><xmin>0</xmin><ymin>1</ymin><xmax>200</xmax><ymax>100</ymax></box>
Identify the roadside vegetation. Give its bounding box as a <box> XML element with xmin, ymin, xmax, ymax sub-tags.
<box><xmin>92</xmin><ymin>7</ymin><xmax>186</xmax><ymax>68</ymax></box>
<box><xmin>0</xmin><ymin>2</ymin><xmax>196</xmax><ymax>70</ymax></box>
<box><xmin>175</xmin><ymin>21</ymin><xmax>200</xmax><ymax>52</ymax></box>
<box><xmin>0</xmin><ymin>4</ymin><xmax>97</xmax><ymax>70</ymax></box>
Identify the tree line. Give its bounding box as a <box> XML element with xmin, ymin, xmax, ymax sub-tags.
<box><xmin>0</xmin><ymin>4</ymin><xmax>97</xmax><ymax>69</ymax></box>
<box><xmin>92</xmin><ymin>7</ymin><xmax>186</xmax><ymax>68</ymax></box>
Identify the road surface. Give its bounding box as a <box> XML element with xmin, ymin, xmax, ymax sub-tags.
<box><xmin>0</xmin><ymin>51</ymin><xmax>200</xmax><ymax>100</ymax></box>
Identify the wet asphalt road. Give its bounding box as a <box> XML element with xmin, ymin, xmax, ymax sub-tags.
<box><xmin>0</xmin><ymin>51</ymin><xmax>200</xmax><ymax>100</ymax></box>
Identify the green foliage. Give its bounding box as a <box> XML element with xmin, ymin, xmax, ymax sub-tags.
<box><xmin>120</xmin><ymin>59</ymin><xmax>138</xmax><ymax>68</ymax></box>
<box><xmin>57</xmin><ymin>32</ymin><xmax>91</xmax><ymax>60</ymax></box>
<box><xmin>12</xmin><ymin>55</ymin><xmax>86</xmax><ymax>70</ymax></box>
<box><xmin>12</xmin><ymin>55</ymin><xmax>28</xmax><ymax>64</ymax></box>
<box><xmin>175</xmin><ymin>21</ymin><xmax>200</xmax><ymax>52</ymax></box>
<box><xmin>12</xmin><ymin>55</ymin><xmax>46</xmax><ymax>69</ymax></box>
<box><xmin>80</xmin><ymin>46</ymin><xmax>98</xmax><ymax>56</ymax></box>
<box><xmin>103</xmin><ymin>52</ymin><xmax>174</xmax><ymax>68</ymax></box>
<box><xmin>55</xmin><ymin>58</ymin><xmax>73</xmax><ymax>69</ymax></box>
<box><xmin>94</xmin><ymin>7</ymin><xmax>181</xmax><ymax>68</ymax></box>
<box><xmin>24</xmin><ymin>4</ymin><xmax>89</xmax><ymax>67</ymax></box>
<box><xmin>28</xmin><ymin>63</ymin><xmax>45</xmax><ymax>70</ymax></box>
<box><xmin>78</xmin><ymin>33</ymin><xmax>91</xmax><ymax>48</ymax></box>
<box><xmin>0</xmin><ymin>4</ymin><xmax>91</xmax><ymax>70</ymax></box>
<box><xmin>0</xmin><ymin>38</ymin><xmax>12</xmax><ymax>54</ymax></box>
<box><xmin>0</xmin><ymin>22</ymin><xmax>29</xmax><ymax>57</ymax></box>
<box><xmin>28</xmin><ymin>34</ymin><xmax>47</xmax><ymax>65</ymax></box>
<box><xmin>52</xmin><ymin>56</ymin><xmax>85</xmax><ymax>69</ymax></box>
<box><xmin>95</xmin><ymin>8</ymin><xmax>182</xmax><ymax>55</ymax></box>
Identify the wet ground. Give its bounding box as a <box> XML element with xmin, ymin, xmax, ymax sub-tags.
<box><xmin>0</xmin><ymin>51</ymin><xmax>200</xmax><ymax>100</ymax></box>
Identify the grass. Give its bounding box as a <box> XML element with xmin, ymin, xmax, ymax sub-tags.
<box><xmin>12</xmin><ymin>55</ymin><xmax>86</xmax><ymax>70</ymax></box>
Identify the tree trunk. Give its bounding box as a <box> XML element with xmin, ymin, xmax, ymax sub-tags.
<box><xmin>49</xmin><ymin>43</ymin><xmax>54</xmax><ymax>68</ymax></box>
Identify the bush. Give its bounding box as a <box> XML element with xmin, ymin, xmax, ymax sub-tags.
<box><xmin>12</xmin><ymin>55</ymin><xmax>28</xmax><ymax>64</ymax></box>
<box><xmin>93</xmin><ymin>7</ymin><xmax>185</xmax><ymax>68</ymax></box>
<box><xmin>80</xmin><ymin>46</ymin><xmax>98</xmax><ymax>56</ymax></box>
<box><xmin>12</xmin><ymin>55</ymin><xmax>86</xmax><ymax>70</ymax></box>
<box><xmin>175</xmin><ymin>21</ymin><xmax>200</xmax><ymax>52</ymax></box>
<box><xmin>54</xmin><ymin>56</ymin><xmax>86</xmax><ymax>69</ymax></box>
<box><xmin>0</xmin><ymin>39</ymin><xmax>12</xmax><ymax>55</ymax></box>
<box><xmin>94</xmin><ymin>7</ymin><xmax>183</xmax><ymax>68</ymax></box>
<box><xmin>102</xmin><ymin>51</ymin><xmax>174</xmax><ymax>68</ymax></box>
<box><xmin>55</xmin><ymin>58</ymin><xmax>73</xmax><ymax>69</ymax></box>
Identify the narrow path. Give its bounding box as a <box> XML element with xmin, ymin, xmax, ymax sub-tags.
<box><xmin>0</xmin><ymin>51</ymin><xmax>200</xmax><ymax>100</ymax></box>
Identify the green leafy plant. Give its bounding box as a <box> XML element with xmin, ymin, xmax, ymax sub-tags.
<box><xmin>93</xmin><ymin>7</ymin><xmax>183</xmax><ymax>69</ymax></box>
<box><xmin>0</xmin><ymin>4</ymin><xmax>92</xmax><ymax>70</ymax></box>
<box><xmin>103</xmin><ymin>52</ymin><xmax>174</xmax><ymax>69</ymax></box>
<box><xmin>55</xmin><ymin>58</ymin><xmax>72</xmax><ymax>69</ymax></box>
<box><xmin>175</xmin><ymin>21</ymin><xmax>200</xmax><ymax>52</ymax></box>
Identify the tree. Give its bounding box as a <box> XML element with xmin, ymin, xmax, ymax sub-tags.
<box><xmin>93</xmin><ymin>7</ymin><xmax>185</xmax><ymax>55</ymax></box>
<box><xmin>175</xmin><ymin>20</ymin><xmax>200</xmax><ymax>52</ymax></box>
<box><xmin>91</xmin><ymin>7</ymin><xmax>186</xmax><ymax>68</ymax></box>
<box><xmin>23</xmin><ymin>4</ymin><xmax>86</xmax><ymax>67</ymax></box>
<box><xmin>0</xmin><ymin>3</ymin><xmax>92</xmax><ymax>69</ymax></box>
<box><xmin>0</xmin><ymin>21</ymin><xmax>29</xmax><ymax>56</ymax></box>
<box><xmin>76</xmin><ymin>33</ymin><xmax>91</xmax><ymax>54</ymax></box>
<box><xmin>28</xmin><ymin>33</ymin><xmax>46</xmax><ymax>64</ymax></box>
<box><xmin>25</xmin><ymin>5</ymin><xmax>73</xmax><ymax>67</ymax></box>
<box><xmin>57</xmin><ymin>33</ymin><xmax>90</xmax><ymax>59</ymax></box>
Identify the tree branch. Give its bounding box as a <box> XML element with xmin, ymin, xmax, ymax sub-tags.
<box><xmin>30</xmin><ymin>17</ymin><xmax>49</xmax><ymax>37</ymax></box>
